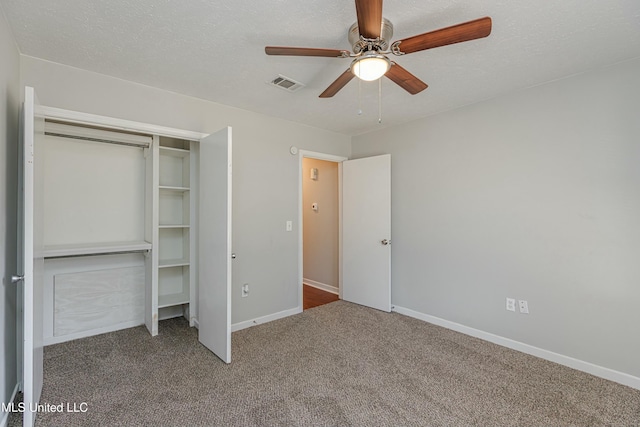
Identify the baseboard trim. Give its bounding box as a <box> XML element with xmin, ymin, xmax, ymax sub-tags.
<box><xmin>303</xmin><ymin>278</ymin><xmax>339</xmax><ymax>295</ymax></box>
<box><xmin>392</xmin><ymin>305</ymin><xmax>640</xmax><ymax>391</ymax></box>
<box><xmin>232</xmin><ymin>307</ymin><xmax>302</xmax><ymax>332</ymax></box>
<box><xmin>0</xmin><ymin>382</ymin><xmax>20</xmax><ymax>427</ymax></box>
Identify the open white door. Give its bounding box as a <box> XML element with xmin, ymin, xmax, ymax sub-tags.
<box><xmin>342</xmin><ymin>154</ymin><xmax>391</xmax><ymax>312</ymax></box>
<box><xmin>21</xmin><ymin>87</ymin><xmax>45</xmax><ymax>426</ymax></box>
<box><xmin>198</xmin><ymin>127</ymin><xmax>232</xmax><ymax>363</ymax></box>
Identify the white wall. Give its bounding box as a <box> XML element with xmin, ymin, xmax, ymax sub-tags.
<box><xmin>302</xmin><ymin>158</ymin><xmax>339</xmax><ymax>290</ymax></box>
<box><xmin>0</xmin><ymin>6</ymin><xmax>20</xmax><ymax>423</ymax></box>
<box><xmin>42</xmin><ymin>134</ymin><xmax>146</xmax><ymax>246</ymax></box>
<box><xmin>20</xmin><ymin>55</ymin><xmax>351</xmax><ymax>324</ymax></box>
<box><xmin>352</xmin><ymin>57</ymin><xmax>640</xmax><ymax>380</ymax></box>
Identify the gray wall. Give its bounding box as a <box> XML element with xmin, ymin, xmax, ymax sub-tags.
<box><xmin>20</xmin><ymin>55</ymin><xmax>351</xmax><ymax>324</ymax></box>
<box><xmin>0</xmin><ymin>6</ymin><xmax>20</xmax><ymax>419</ymax></box>
<box><xmin>303</xmin><ymin>158</ymin><xmax>339</xmax><ymax>290</ymax></box>
<box><xmin>351</xmin><ymin>57</ymin><xmax>640</xmax><ymax>378</ymax></box>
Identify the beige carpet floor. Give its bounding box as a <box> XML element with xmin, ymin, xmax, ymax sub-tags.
<box><xmin>10</xmin><ymin>300</ymin><xmax>640</xmax><ymax>426</ymax></box>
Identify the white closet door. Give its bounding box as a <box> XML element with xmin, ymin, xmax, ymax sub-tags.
<box><xmin>198</xmin><ymin>127</ymin><xmax>232</xmax><ymax>363</ymax></box>
<box><xmin>21</xmin><ymin>86</ymin><xmax>45</xmax><ymax>427</ymax></box>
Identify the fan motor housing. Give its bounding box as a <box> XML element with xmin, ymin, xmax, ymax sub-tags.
<box><xmin>348</xmin><ymin>18</ymin><xmax>394</xmax><ymax>53</ymax></box>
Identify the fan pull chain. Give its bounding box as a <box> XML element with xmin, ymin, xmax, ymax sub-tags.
<box><xmin>358</xmin><ymin>78</ymin><xmax>362</xmax><ymax>115</ymax></box>
<box><xmin>378</xmin><ymin>78</ymin><xmax>382</xmax><ymax>124</ymax></box>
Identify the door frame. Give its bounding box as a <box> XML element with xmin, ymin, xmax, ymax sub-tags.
<box><xmin>297</xmin><ymin>150</ymin><xmax>348</xmax><ymax>310</ymax></box>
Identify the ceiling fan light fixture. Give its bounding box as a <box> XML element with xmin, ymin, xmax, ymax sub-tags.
<box><xmin>351</xmin><ymin>53</ymin><xmax>391</xmax><ymax>81</ymax></box>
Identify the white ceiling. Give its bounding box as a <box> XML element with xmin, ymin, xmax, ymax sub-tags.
<box><xmin>2</xmin><ymin>0</ymin><xmax>640</xmax><ymax>135</ymax></box>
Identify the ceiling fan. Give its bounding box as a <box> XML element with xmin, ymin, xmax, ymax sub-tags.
<box><xmin>265</xmin><ymin>0</ymin><xmax>492</xmax><ymax>98</ymax></box>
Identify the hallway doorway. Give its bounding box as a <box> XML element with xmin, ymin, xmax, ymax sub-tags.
<box><xmin>301</xmin><ymin>156</ymin><xmax>341</xmax><ymax>310</ymax></box>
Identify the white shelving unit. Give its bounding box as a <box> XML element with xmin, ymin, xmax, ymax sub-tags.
<box><xmin>152</xmin><ymin>136</ymin><xmax>196</xmax><ymax>330</ymax></box>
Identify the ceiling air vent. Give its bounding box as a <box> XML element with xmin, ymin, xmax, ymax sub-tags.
<box><xmin>269</xmin><ymin>74</ymin><xmax>305</xmax><ymax>92</ymax></box>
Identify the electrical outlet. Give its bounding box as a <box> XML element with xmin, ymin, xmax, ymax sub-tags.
<box><xmin>506</xmin><ymin>298</ymin><xmax>516</xmax><ymax>312</ymax></box>
<box><xmin>518</xmin><ymin>300</ymin><xmax>529</xmax><ymax>314</ymax></box>
<box><xmin>242</xmin><ymin>283</ymin><xmax>249</xmax><ymax>298</ymax></box>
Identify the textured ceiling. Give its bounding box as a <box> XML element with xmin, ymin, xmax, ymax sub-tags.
<box><xmin>2</xmin><ymin>0</ymin><xmax>640</xmax><ymax>136</ymax></box>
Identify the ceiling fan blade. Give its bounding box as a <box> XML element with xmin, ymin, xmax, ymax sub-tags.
<box><xmin>319</xmin><ymin>70</ymin><xmax>355</xmax><ymax>98</ymax></box>
<box><xmin>386</xmin><ymin>62</ymin><xmax>428</xmax><ymax>95</ymax></box>
<box><xmin>355</xmin><ymin>0</ymin><xmax>383</xmax><ymax>39</ymax></box>
<box><xmin>265</xmin><ymin>46</ymin><xmax>348</xmax><ymax>57</ymax></box>
<box><xmin>393</xmin><ymin>17</ymin><xmax>492</xmax><ymax>55</ymax></box>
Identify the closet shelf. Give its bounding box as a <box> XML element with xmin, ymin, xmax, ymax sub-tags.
<box><xmin>159</xmin><ymin>258</ymin><xmax>190</xmax><ymax>268</ymax></box>
<box><xmin>158</xmin><ymin>291</ymin><xmax>190</xmax><ymax>309</ymax></box>
<box><xmin>159</xmin><ymin>185</ymin><xmax>190</xmax><ymax>192</ymax></box>
<box><xmin>42</xmin><ymin>240</ymin><xmax>152</xmax><ymax>258</ymax></box>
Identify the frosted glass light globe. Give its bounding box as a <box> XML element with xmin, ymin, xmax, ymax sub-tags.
<box><xmin>351</xmin><ymin>54</ymin><xmax>391</xmax><ymax>81</ymax></box>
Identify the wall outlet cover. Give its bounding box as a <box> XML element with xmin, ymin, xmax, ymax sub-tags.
<box><xmin>518</xmin><ymin>300</ymin><xmax>529</xmax><ymax>314</ymax></box>
<box><xmin>506</xmin><ymin>298</ymin><xmax>516</xmax><ymax>312</ymax></box>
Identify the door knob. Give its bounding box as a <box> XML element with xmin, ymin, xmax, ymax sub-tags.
<box><xmin>11</xmin><ymin>275</ymin><xmax>24</xmax><ymax>284</ymax></box>
<box><xmin>231</xmin><ymin>253</ymin><xmax>237</xmax><ymax>259</ymax></box>
<box><xmin>381</xmin><ymin>239</ymin><xmax>391</xmax><ymax>246</ymax></box>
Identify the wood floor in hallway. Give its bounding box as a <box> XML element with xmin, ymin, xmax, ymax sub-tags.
<box><xmin>303</xmin><ymin>284</ymin><xmax>339</xmax><ymax>310</ymax></box>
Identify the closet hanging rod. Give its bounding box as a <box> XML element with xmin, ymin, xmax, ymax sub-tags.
<box><xmin>44</xmin><ymin>132</ymin><xmax>151</xmax><ymax>148</ymax></box>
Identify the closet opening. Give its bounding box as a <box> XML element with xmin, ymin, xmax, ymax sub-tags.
<box><xmin>35</xmin><ymin>119</ymin><xmax>199</xmax><ymax>345</ymax></box>
<box><xmin>301</xmin><ymin>157</ymin><xmax>340</xmax><ymax>310</ymax></box>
